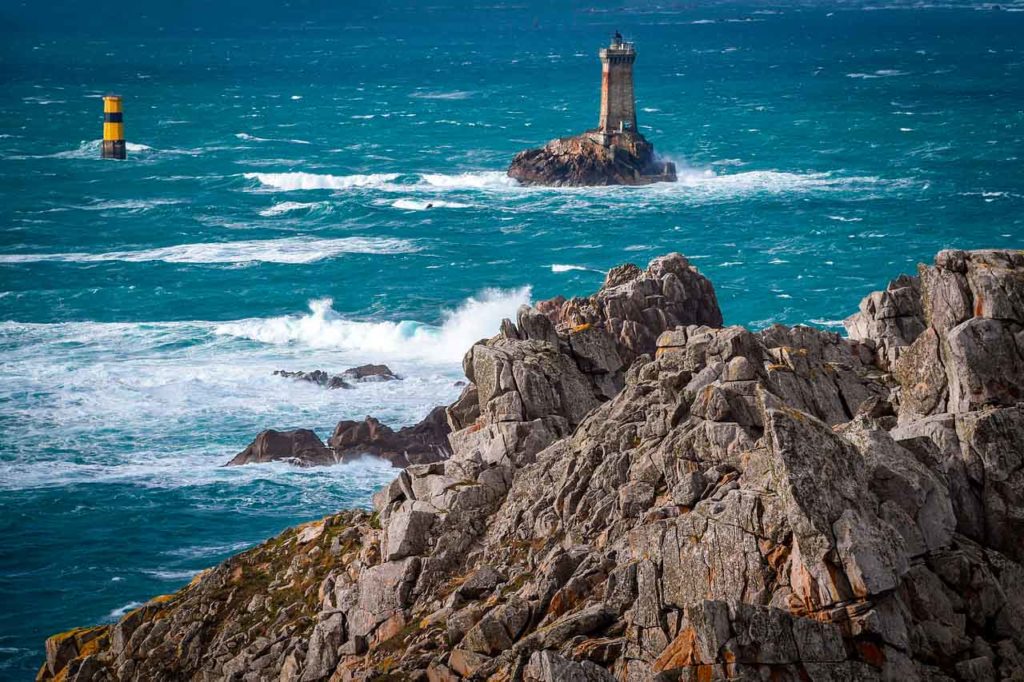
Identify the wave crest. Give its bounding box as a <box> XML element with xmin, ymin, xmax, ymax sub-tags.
<box><xmin>214</xmin><ymin>288</ymin><xmax>530</xmax><ymax>362</ymax></box>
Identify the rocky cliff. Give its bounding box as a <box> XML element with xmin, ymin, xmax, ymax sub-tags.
<box><xmin>40</xmin><ymin>250</ymin><xmax>1024</xmax><ymax>682</ymax></box>
<box><xmin>507</xmin><ymin>131</ymin><xmax>676</xmax><ymax>187</ymax></box>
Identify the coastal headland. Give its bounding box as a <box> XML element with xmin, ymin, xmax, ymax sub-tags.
<box><xmin>39</xmin><ymin>248</ymin><xmax>1024</xmax><ymax>681</ymax></box>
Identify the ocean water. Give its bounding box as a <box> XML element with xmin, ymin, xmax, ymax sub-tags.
<box><xmin>1</xmin><ymin>0</ymin><xmax>1023</xmax><ymax>676</ymax></box>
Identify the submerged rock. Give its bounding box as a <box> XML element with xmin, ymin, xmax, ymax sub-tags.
<box><xmin>507</xmin><ymin>131</ymin><xmax>676</xmax><ymax>187</ymax></box>
<box><xmin>42</xmin><ymin>249</ymin><xmax>1024</xmax><ymax>682</ymax></box>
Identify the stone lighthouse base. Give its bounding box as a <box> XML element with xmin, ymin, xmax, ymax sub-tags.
<box><xmin>507</xmin><ymin>130</ymin><xmax>676</xmax><ymax>187</ymax></box>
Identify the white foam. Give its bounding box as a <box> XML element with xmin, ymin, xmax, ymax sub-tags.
<box><xmin>846</xmin><ymin>69</ymin><xmax>909</xmax><ymax>79</ymax></box>
<box><xmin>258</xmin><ymin>201</ymin><xmax>331</xmax><ymax>217</ymax></box>
<box><xmin>409</xmin><ymin>90</ymin><xmax>474</xmax><ymax>100</ymax></box>
<box><xmin>391</xmin><ymin>198</ymin><xmax>470</xmax><ymax>210</ymax></box>
<box><xmin>0</xmin><ymin>236</ymin><xmax>419</xmax><ymax>265</ymax></box>
<box><xmin>107</xmin><ymin>602</ymin><xmax>143</xmax><ymax>620</ymax></box>
<box><xmin>246</xmin><ymin>171</ymin><xmax>401</xmax><ymax>191</ymax></box>
<box><xmin>215</xmin><ymin>288</ymin><xmax>529</xmax><ymax>363</ymax></box>
<box><xmin>550</xmin><ymin>264</ymin><xmax>594</xmax><ymax>273</ymax></box>
<box><xmin>7</xmin><ymin>140</ymin><xmax>201</xmax><ymax>161</ymax></box>
<box><xmin>236</xmin><ymin>132</ymin><xmax>310</xmax><ymax>145</ymax></box>
<box><xmin>417</xmin><ymin>171</ymin><xmax>518</xmax><ymax>190</ymax></box>
<box><xmin>144</xmin><ymin>569</ymin><xmax>199</xmax><ymax>581</ymax></box>
<box><xmin>77</xmin><ymin>199</ymin><xmax>182</xmax><ymax>213</ymax></box>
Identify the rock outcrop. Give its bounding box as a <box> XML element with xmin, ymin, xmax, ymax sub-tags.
<box><xmin>225</xmin><ymin>429</ymin><xmax>337</xmax><ymax>467</ymax></box>
<box><xmin>41</xmin><ymin>249</ymin><xmax>1024</xmax><ymax>682</ymax></box>
<box><xmin>329</xmin><ymin>406</ymin><xmax>452</xmax><ymax>468</ymax></box>
<box><xmin>274</xmin><ymin>365</ymin><xmax>402</xmax><ymax>390</ymax></box>
<box><xmin>507</xmin><ymin>131</ymin><xmax>676</xmax><ymax>187</ymax></box>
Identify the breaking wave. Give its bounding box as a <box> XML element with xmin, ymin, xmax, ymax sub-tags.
<box><xmin>215</xmin><ymin>288</ymin><xmax>530</xmax><ymax>363</ymax></box>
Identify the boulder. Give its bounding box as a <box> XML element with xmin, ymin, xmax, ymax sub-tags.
<box><xmin>340</xmin><ymin>364</ymin><xmax>401</xmax><ymax>383</ymax></box>
<box><xmin>225</xmin><ymin>428</ymin><xmax>336</xmax><ymax>467</ymax></box>
<box><xmin>328</xmin><ymin>406</ymin><xmax>452</xmax><ymax>468</ymax></box>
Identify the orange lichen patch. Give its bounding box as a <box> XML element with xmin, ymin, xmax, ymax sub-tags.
<box><xmin>653</xmin><ymin>627</ymin><xmax>700</xmax><ymax>671</ymax></box>
<box><xmin>974</xmin><ymin>294</ymin><xmax>984</xmax><ymax>318</ymax></box>
<box><xmin>149</xmin><ymin>594</ymin><xmax>175</xmax><ymax>605</ymax></box>
<box><xmin>856</xmin><ymin>640</ymin><xmax>886</xmax><ymax>668</ymax></box>
<box><xmin>188</xmin><ymin>569</ymin><xmax>211</xmax><ymax>588</ymax></box>
<box><xmin>570</xmin><ymin>323</ymin><xmax>592</xmax><ymax>333</ymax></box>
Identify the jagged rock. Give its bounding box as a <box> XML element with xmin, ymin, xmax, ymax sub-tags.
<box><xmin>273</xmin><ymin>364</ymin><xmax>401</xmax><ymax>390</ymax></box>
<box><xmin>845</xmin><ymin>273</ymin><xmax>925</xmax><ymax>370</ymax></box>
<box><xmin>541</xmin><ymin>252</ymin><xmax>723</xmax><ymax>365</ymax></box>
<box><xmin>340</xmin><ymin>363</ymin><xmax>401</xmax><ymax>383</ymax></box>
<box><xmin>328</xmin><ymin>406</ymin><xmax>452</xmax><ymax>468</ymax></box>
<box><xmin>225</xmin><ymin>428</ymin><xmax>336</xmax><ymax>467</ymax></box>
<box><xmin>507</xmin><ymin>131</ymin><xmax>675</xmax><ymax>187</ymax></box>
<box><xmin>273</xmin><ymin>369</ymin><xmax>351</xmax><ymax>389</ymax></box>
<box><xmin>41</xmin><ymin>250</ymin><xmax>1024</xmax><ymax>682</ymax></box>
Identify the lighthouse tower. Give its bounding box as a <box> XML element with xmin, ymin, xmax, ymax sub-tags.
<box><xmin>595</xmin><ymin>32</ymin><xmax>637</xmax><ymax>145</ymax></box>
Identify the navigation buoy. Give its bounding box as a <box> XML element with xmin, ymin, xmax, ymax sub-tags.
<box><xmin>102</xmin><ymin>95</ymin><xmax>126</xmax><ymax>159</ymax></box>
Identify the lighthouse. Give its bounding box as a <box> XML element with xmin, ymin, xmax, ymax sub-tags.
<box><xmin>597</xmin><ymin>31</ymin><xmax>638</xmax><ymax>139</ymax></box>
<box><xmin>507</xmin><ymin>32</ymin><xmax>675</xmax><ymax>186</ymax></box>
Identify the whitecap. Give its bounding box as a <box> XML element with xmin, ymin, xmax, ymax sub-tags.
<box><xmin>550</xmin><ymin>264</ymin><xmax>600</xmax><ymax>274</ymax></box>
<box><xmin>391</xmin><ymin>198</ymin><xmax>470</xmax><ymax>210</ymax></box>
<box><xmin>0</xmin><ymin>236</ymin><xmax>419</xmax><ymax>265</ymax></box>
<box><xmin>417</xmin><ymin>171</ymin><xmax>518</xmax><ymax>190</ymax></box>
<box><xmin>258</xmin><ymin>201</ymin><xmax>331</xmax><ymax>217</ymax></box>
<box><xmin>409</xmin><ymin>90</ymin><xmax>474</xmax><ymax>100</ymax></box>
<box><xmin>245</xmin><ymin>171</ymin><xmax>401</xmax><ymax>191</ymax></box>
<box><xmin>76</xmin><ymin>199</ymin><xmax>182</xmax><ymax>213</ymax></box>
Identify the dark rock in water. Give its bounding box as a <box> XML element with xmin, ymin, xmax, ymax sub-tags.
<box><xmin>507</xmin><ymin>131</ymin><xmax>675</xmax><ymax>187</ymax></box>
<box><xmin>329</xmin><ymin>405</ymin><xmax>451</xmax><ymax>468</ymax></box>
<box><xmin>273</xmin><ymin>369</ymin><xmax>352</xmax><ymax>389</ymax></box>
<box><xmin>273</xmin><ymin>364</ymin><xmax>401</xmax><ymax>389</ymax></box>
<box><xmin>225</xmin><ymin>428</ymin><xmax>335</xmax><ymax>467</ymax></box>
<box><xmin>341</xmin><ymin>363</ymin><xmax>401</xmax><ymax>383</ymax></box>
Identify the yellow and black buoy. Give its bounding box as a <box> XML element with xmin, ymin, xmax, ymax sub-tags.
<box><xmin>101</xmin><ymin>95</ymin><xmax>126</xmax><ymax>159</ymax></box>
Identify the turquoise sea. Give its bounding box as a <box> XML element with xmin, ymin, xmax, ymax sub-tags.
<box><xmin>1</xmin><ymin>1</ymin><xmax>1022</xmax><ymax>677</ymax></box>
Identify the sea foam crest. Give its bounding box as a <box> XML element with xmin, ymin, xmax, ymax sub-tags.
<box><xmin>258</xmin><ymin>201</ymin><xmax>332</xmax><ymax>217</ymax></box>
<box><xmin>391</xmin><ymin>198</ymin><xmax>471</xmax><ymax>210</ymax></box>
<box><xmin>245</xmin><ymin>170</ymin><xmax>518</xmax><ymax>193</ymax></box>
<box><xmin>0</xmin><ymin>236</ymin><xmax>419</xmax><ymax>265</ymax></box>
<box><xmin>214</xmin><ymin>288</ymin><xmax>530</xmax><ymax>363</ymax></box>
<box><xmin>245</xmin><ymin>171</ymin><xmax>400</xmax><ymax>191</ymax></box>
